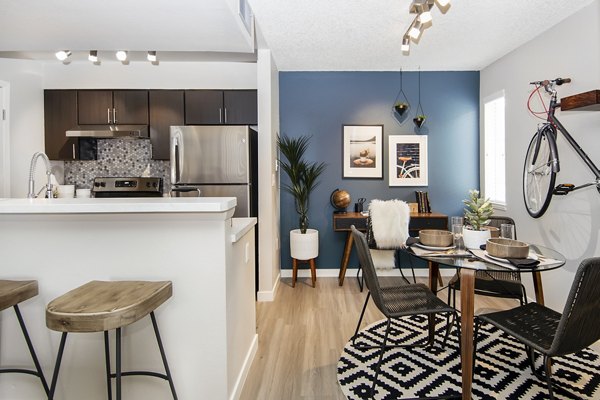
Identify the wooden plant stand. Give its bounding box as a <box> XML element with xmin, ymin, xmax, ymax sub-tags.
<box><xmin>292</xmin><ymin>258</ymin><xmax>316</xmax><ymax>288</ymax></box>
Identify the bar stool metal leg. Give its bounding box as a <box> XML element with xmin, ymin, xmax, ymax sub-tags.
<box><xmin>48</xmin><ymin>332</ymin><xmax>68</xmax><ymax>400</ymax></box>
<box><xmin>104</xmin><ymin>331</ymin><xmax>113</xmax><ymax>400</ymax></box>
<box><xmin>150</xmin><ymin>312</ymin><xmax>178</xmax><ymax>400</ymax></box>
<box><xmin>12</xmin><ymin>304</ymin><xmax>50</xmax><ymax>395</ymax></box>
<box><xmin>116</xmin><ymin>328</ymin><xmax>122</xmax><ymax>400</ymax></box>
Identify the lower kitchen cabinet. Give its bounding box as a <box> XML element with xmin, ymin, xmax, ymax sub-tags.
<box><xmin>44</xmin><ymin>90</ymin><xmax>79</xmax><ymax>160</ymax></box>
<box><xmin>149</xmin><ymin>90</ymin><xmax>184</xmax><ymax>160</ymax></box>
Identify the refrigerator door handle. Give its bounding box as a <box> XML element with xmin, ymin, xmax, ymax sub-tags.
<box><xmin>170</xmin><ymin>130</ymin><xmax>184</xmax><ymax>184</ymax></box>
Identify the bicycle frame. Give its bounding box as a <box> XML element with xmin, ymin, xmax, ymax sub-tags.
<box><xmin>546</xmin><ymin>92</ymin><xmax>600</xmax><ymax>180</ymax></box>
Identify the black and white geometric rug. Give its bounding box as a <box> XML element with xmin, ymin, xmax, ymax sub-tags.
<box><xmin>337</xmin><ymin>315</ymin><xmax>600</xmax><ymax>399</ymax></box>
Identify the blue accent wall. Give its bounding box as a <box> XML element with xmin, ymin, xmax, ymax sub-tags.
<box><xmin>279</xmin><ymin>71</ymin><xmax>480</xmax><ymax>270</ymax></box>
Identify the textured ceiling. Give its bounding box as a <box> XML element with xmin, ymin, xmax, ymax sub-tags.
<box><xmin>248</xmin><ymin>0</ymin><xmax>595</xmax><ymax>71</ymax></box>
<box><xmin>0</xmin><ymin>0</ymin><xmax>594</xmax><ymax>71</ymax></box>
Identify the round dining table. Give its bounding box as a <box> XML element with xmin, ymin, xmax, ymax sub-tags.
<box><xmin>404</xmin><ymin>243</ymin><xmax>566</xmax><ymax>400</ymax></box>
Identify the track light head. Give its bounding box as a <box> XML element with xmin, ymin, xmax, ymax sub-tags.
<box><xmin>147</xmin><ymin>51</ymin><xmax>157</xmax><ymax>62</ymax></box>
<box><xmin>401</xmin><ymin>36</ymin><xmax>411</xmax><ymax>53</ymax></box>
<box><xmin>55</xmin><ymin>50</ymin><xmax>71</xmax><ymax>61</ymax></box>
<box><xmin>116</xmin><ymin>50</ymin><xmax>128</xmax><ymax>62</ymax></box>
<box><xmin>88</xmin><ymin>50</ymin><xmax>98</xmax><ymax>63</ymax></box>
<box><xmin>408</xmin><ymin>21</ymin><xmax>423</xmax><ymax>40</ymax></box>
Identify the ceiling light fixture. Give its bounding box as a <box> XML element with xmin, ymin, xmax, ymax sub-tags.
<box><xmin>147</xmin><ymin>51</ymin><xmax>157</xmax><ymax>62</ymax></box>
<box><xmin>88</xmin><ymin>50</ymin><xmax>98</xmax><ymax>63</ymax></box>
<box><xmin>115</xmin><ymin>50</ymin><xmax>128</xmax><ymax>62</ymax></box>
<box><xmin>55</xmin><ymin>50</ymin><xmax>71</xmax><ymax>61</ymax></box>
<box><xmin>401</xmin><ymin>36</ymin><xmax>411</xmax><ymax>53</ymax></box>
<box><xmin>403</xmin><ymin>0</ymin><xmax>450</xmax><ymax>55</ymax></box>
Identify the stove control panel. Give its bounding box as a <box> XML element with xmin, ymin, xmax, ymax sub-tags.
<box><xmin>92</xmin><ymin>177</ymin><xmax>163</xmax><ymax>197</ymax></box>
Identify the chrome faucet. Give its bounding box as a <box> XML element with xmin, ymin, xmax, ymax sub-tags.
<box><xmin>27</xmin><ymin>152</ymin><xmax>53</xmax><ymax>199</ymax></box>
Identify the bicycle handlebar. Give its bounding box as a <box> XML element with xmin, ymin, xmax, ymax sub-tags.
<box><xmin>529</xmin><ymin>77</ymin><xmax>572</xmax><ymax>86</ymax></box>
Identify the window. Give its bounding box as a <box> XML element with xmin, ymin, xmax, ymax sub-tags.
<box><xmin>483</xmin><ymin>92</ymin><xmax>505</xmax><ymax>207</ymax></box>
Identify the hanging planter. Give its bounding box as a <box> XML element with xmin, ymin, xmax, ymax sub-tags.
<box><xmin>392</xmin><ymin>68</ymin><xmax>411</xmax><ymax>124</ymax></box>
<box><xmin>413</xmin><ymin>67</ymin><xmax>427</xmax><ymax>129</ymax></box>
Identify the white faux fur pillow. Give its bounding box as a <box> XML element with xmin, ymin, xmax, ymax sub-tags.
<box><xmin>369</xmin><ymin>199</ymin><xmax>410</xmax><ymax>249</ymax></box>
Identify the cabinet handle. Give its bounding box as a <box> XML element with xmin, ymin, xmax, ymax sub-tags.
<box><xmin>224</xmin><ymin>108</ymin><xmax>228</xmax><ymax>123</ymax></box>
<box><xmin>107</xmin><ymin>108</ymin><xmax>111</xmax><ymax>123</ymax></box>
<box><xmin>219</xmin><ymin>108</ymin><xmax>222</xmax><ymax>123</ymax></box>
<box><xmin>72</xmin><ymin>143</ymin><xmax>76</xmax><ymax>159</ymax></box>
<box><xmin>113</xmin><ymin>108</ymin><xmax>117</xmax><ymax>124</ymax></box>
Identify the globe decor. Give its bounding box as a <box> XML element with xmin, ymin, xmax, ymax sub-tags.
<box><xmin>330</xmin><ymin>188</ymin><xmax>351</xmax><ymax>213</ymax></box>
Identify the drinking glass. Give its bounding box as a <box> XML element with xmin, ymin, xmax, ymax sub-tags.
<box><xmin>500</xmin><ymin>223</ymin><xmax>515</xmax><ymax>240</ymax></box>
<box><xmin>450</xmin><ymin>216</ymin><xmax>464</xmax><ymax>227</ymax></box>
<box><xmin>452</xmin><ymin>223</ymin><xmax>464</xmax><ymax>252</ymax></box>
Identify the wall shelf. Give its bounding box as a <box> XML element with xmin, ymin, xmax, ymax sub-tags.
<box><xmin>561</xmin><ymin>90</ymin><xmax>600</xmax><ymax>111</ymax></box>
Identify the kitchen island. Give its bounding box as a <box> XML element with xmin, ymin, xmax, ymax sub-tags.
<box><xmin>0</xmin><ymin>197</ymin><xmax>257</xmax><ymax>400</ymax></box>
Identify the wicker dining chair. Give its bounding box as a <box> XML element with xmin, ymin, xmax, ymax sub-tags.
<box><xmin>447</xmin><ymin>216</ymin><xmax>527</xmax><ymax>307</ymax></box>
<box><xmin>475</xmin><ymin>257</ymin><xmax>600</xmax><ymax>399</ymax></box>
<box><xmin>350</xmin><ymin>226</ymin><xmax>459</xmax><ymax>397</ymax></box>
<box><xmin>356</xmin><ymin>199</ymin><xmax>416</xmax><ymax>291</ymax></box>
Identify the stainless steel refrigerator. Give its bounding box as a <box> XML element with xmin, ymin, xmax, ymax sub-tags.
<box><xmin>170</xmin><ymin>125</ymin><xmax>258</xmax><ymax>218</ymax></box>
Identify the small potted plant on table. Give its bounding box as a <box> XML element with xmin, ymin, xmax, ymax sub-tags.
<box><xmin>462</xmin><ymin>189</ymin><xmax>494</xmax><ymax>249</ymax></box>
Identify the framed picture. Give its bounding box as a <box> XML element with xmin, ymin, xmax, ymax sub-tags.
<box><xmin>342</xmin><ymin>125</ymin><xmax>383</xmax><ymax>179</ymax></box>
<box><xmin>388</xmin><ymin>135</ymin><xmax>428</xmax><ymax>186</ymax></box>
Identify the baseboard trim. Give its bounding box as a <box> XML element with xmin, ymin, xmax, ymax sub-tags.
<box><xmin>230</xmin><ymin>333</ymin><xmax>258</xmax><ymax>400</ymax></box>
<box><xmin>280</xmin><ymin>268</ymin><xmax>456</xmax><ymax>278</ymax></box>
<box><xmin>257</xmin><ymin>273</ymin><xmax>280</xmax><ymax>302</ymax></box>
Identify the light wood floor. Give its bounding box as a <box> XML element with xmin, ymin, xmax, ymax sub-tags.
<box><xmin>240</xmin><ymin>276</ymin><xmax>518</xmax><ymax>400</ymax></box>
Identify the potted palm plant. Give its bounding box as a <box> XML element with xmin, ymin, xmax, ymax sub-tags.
<box><xmin>278</xmin><ymin>135</ymin><xmax>326</xmax><ymax>260</ymax></box>
<box><xmin>462</xmin><ymin>189</ymin><xmax>494</xmax><ymax>249</ymax></box>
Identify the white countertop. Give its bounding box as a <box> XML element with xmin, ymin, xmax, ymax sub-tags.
<box><xmin>231</xmin><ymin>217</ymin><xmax>257</xmax><ymax>242</ymax></box>
<box><xmin>0</xmin><ymin>197</ymin><xmax>237</xmax><ymax>214</ymax></box>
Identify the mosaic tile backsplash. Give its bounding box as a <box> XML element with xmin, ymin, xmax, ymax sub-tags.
<box><xmin>64</xmin><ymin>139</ymin><xmax>170</xmax><ymax>192</ymax></box>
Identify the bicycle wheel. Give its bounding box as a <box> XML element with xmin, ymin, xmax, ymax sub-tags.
<box><xmin>522</xmin><ymin>126</ymin><xmax>558</xmax><ymax>218</ymax></box>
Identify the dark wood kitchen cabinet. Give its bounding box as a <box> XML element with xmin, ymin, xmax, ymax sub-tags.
<box><xmin>185</xmin><ymin>90</ymin><xmax>257</xmax><ymax>125</ymax></box>
<box><xmin>149</xmin><ymin>90</ymin><xmax>184</xmax><ymax>160</ymax></box>
<box><xmin>44</xmin><ymin>90</ymin><xmax>79</xmax><ymax>160</ymax></box>
<box><xmin>78</xmin><ymin>90</ymin><xmax>148</xmax><ymax>125</ymax></box>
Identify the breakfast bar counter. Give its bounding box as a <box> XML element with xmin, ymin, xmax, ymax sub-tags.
<box><xmin>0</xmin><ymin>197</ymin><xmax>257</xmax><ymax>400</ymax></box>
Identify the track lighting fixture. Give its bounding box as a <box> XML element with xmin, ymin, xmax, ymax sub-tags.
<box><xmin>115</xmin><ymin>50</ymin><xmax>128</xmax><ymax>62</ymax></box>
<box><xmin>55</xmin><ymin>50</ymin><xmax>71</xmax><ymax>61</ymax></box>
<box><xmin>147</xmin><ymin>51</ymin><xmax>157</xmax><ymax>62</ymax></box>
<box><xmin>88</xmin><ymin>50</ymin><xmax>98</xmax><ymax>63</ymax></box>
<box><xmin>403</xmin><ymin>0</ymin><xmax>451</xmax><ymax>55</ymax></box>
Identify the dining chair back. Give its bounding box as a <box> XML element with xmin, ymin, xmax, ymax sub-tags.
<box><xmin>476</xmin><ymin>257</ymin><xmax>600</xmax><ymax>399</ymax></box>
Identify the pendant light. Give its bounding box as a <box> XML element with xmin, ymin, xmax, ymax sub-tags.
<box><xmin>392</xmin><ymin>68</ymin><xmax>411</xmax><ymax>124</ymax></box>
<box><xmin>413</xmin><ymin>67</ymin><xmax>426</xmax><ymax>128</ymax></box>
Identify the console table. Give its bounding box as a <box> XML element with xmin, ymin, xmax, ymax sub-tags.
<box><xmin>333</xmin><ymin>211</ymin><xmax>448</xmax><ymax>286</ymax></box>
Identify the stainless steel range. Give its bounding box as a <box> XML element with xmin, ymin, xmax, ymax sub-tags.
<box><xmin>91</xmin><ymin>177</ymin><xmax>163</xmax><ymax>198</ymax></box>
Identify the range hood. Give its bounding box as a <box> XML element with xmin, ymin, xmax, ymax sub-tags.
<box><xmin>66</xmin><ymin>125</ymin><xmax>149</xmax><ymax>138</ymax></box>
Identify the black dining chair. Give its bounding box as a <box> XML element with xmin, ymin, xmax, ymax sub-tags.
<box><xmin>356</xmin><ymin>199</ymin><xmax>416</xmax><ymax>291</ymax></box>
<box><xmin>475</xmin><ymin>257</ymin><xmax>600</xmax><ymax>399</ymax></box>
<box><xmin>447</xmin><ymin>216</ymin><xmax>527</xmax><ymax>307</ymax></box>
<box><xmin>350</xmin><ymin>226</ymin><xmax>459</xmax><ymax>397</ymax></box>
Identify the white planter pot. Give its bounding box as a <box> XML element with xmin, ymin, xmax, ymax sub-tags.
<box><xmin>463</xmin><ymin>228</ymin><xmax>491</xmax><ymax>250</ymax></box>
<box><xmin>290</xmin><ymin>229</ymin><xmax>319</xmax><ymax>260</ymax></box>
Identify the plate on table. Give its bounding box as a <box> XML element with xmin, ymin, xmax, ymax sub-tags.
<box><xmin>485</xmin><ymin>251</ymin><xmax>538</xmax><ymax>264</ymax></box>
<box><xmin>413</xmin><ymin>242</ymin><xmax>455</xmax><ymax>251</ymax></box>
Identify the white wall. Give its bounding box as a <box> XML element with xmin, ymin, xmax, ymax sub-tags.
<box><xmin>256</xmin><ymin>49</ymin><xmax>281</xmax><ymax>301</ymax></box>
<box><xmin>43</xmin><ymin>61</ymin><xmax>257</xmax><ymax>89</ymax></box>
<box><xmin>481</xmin><ymin>0</ymin><xmax>600</xmax><ymax>311</ymax></box>
<box><xmin>0</xmin><ymin>59</ymin><xmax>45</xmax><ymax>197</ymax></box>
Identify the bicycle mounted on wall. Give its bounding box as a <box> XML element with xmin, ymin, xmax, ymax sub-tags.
<box><xmin>523</xmin><ymin>78</ymin><xmax>600</xmax><ymax>218</ymax></box>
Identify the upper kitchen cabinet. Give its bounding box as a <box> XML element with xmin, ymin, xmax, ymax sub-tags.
<box><xmin>149</xmin><ymin>90</ymin><xmax>184</xmax><ymax>160</ymax></box>
<box><xmin>223</xmin><ymin>90</ymin><xmax>257</xmax><ymax>125</ymax></box>
<box><xmin>185</xmin><ymin>90</ymin><xmax>257</xmax><ymax>125</ymax></box>
<box><xmin>44</xmin><ymin>90</ymin><xmax>79</xmax><ymax>160</ymax></box>
<box><xmin>78</xmin><ymin>90</ymin><xmax>148</xmax><ymax>125</ymax></box>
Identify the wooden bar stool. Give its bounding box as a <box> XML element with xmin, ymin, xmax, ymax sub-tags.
<box><xmin>0</xmin><ymin>280</ymin><xmax>49</xmax><ymax>395</ymax></box>
<box><xmin>46</xmin><ymin>280</ymin><xmax>177</xmax><ymax>400</ymax></box>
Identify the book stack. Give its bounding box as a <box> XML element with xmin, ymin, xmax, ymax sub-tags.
<box><xmin>415</xmin><ymin>191</ymin><xmax>431</xmax><ymax>213</ymax></box>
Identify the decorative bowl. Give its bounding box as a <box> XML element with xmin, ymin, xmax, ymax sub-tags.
<box><xmin>486</xmin><ymin>238</ymin><xmax>529</xmax><ymax>259</ymax></box>
<box><xmin>419</xmin><ymin>229</ymin><xmax>453</xmax><ymax>247</ymax></box>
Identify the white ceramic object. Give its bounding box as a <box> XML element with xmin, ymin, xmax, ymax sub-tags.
<box><xmin>290</xmin><ymin>229</ymin><xmax>319</xmax><ymax>260</ymax></box>
<box><xmin>76</xmin><ymin>188</ymin><xmax>91</xmax><ymax>198</ymax></box>
<box><xmin>463</xmin><ymin>228</ymin><xmax>491</xmax><ymax>249</ymax></box>
<box><xmin>57</xmin><ymin>184</ymin><xmax>75</xmax><ymax>198</ymax></box>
